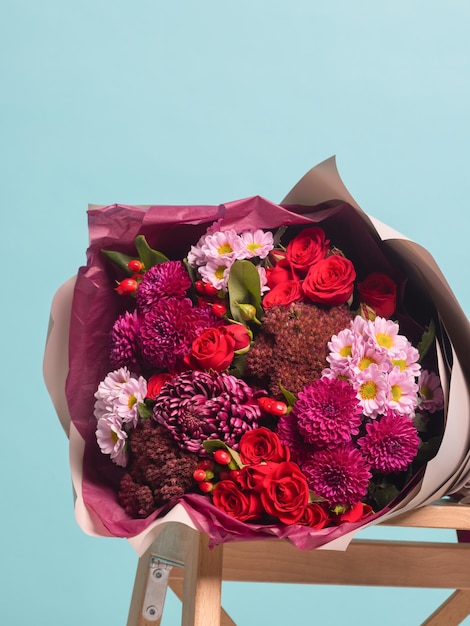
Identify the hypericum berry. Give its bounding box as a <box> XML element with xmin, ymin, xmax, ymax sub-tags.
<box><xmin>199</xmin><ymin>481</ymin><xmax>214</xmax><ymax>493</ymax></box>
<box><xmin>203</xmin><ymin>283</ymin><xmax>219</xmax><ymax>296</ymax></box>
<box><xmin>127</xmin><ymin>259</ymin><xmax>144</xmax><ymax>273</ymax></box>
<box><xmin>198</xmin><ymin>459</ymin><xmax>215</xmax><ymax>471</ymax></box>
<box><xmin>193</xmin><ymin>468</ymin><xmax>207</xmax><ymax>482</ymax></box>
<box><xmin>211</xmin><ymin>303</ymin><xmax>227</xmax><ymax>317</ymax></box>
<box><xmin>116</xmin><ymin>278</ymin><xmax>138</xmax><ymax>295</ymax></box>
<box><xmin>213</xmin><ymin>449</ymin><xmax>231</xmax><ymax>465</ymax></box>
<box><xmin>195</xmin><ymin>280</ymin><xmax>206</xmax><ymax>294</ymax></box>
<box><xmin>258</xmin><ymin>397</ymin><xmax>288</xmax><ymax>416</ymax></box>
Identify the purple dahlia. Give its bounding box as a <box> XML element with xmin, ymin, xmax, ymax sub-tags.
<box><xmin>153</xmin><ymin>370</ymin><xmax>261</xmax><ymax>454</ymax></box>
<box><xmin>358</xmin><ymin>411</ymin><xmax>420</xmax><ymax>473</ymax></box>
<box><xmin>293</xmin><ymin>377</ymin><xmax>362</xmax><ymax>448</ymax></box>
<box><xmin>302</xmin><ymin>445</ymin><xmax>372</xmax><ymax>507</ymax></box>
<box><xmin>136</xmin><ymin>261</ymin><xmax>192</xmax><ymax>314</ymax></box>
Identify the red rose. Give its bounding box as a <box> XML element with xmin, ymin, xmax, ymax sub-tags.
<box><xmin>265</xmin><ymin>258</ymin><xmax>292</xmax><ymax>288</ymax></box>
<box><xmin>146</xmin><ymin>372</ymin><xmax>175</xmax><ymax>399</ymax></box>
<box><xmin>184</xmin><ymin>327</ymin><xmax>235</xmax><ymax>371</ymax></box>
<box><xmin>260</xmin><ymin>461</ymin><xmax>309</xmax><ymax>524</ymax></box>
<box><xmin>357</xmin><ymin>272</ymin><xmax>397</xmax><ymax>318</ymax></box>
<box><xmin>302</xmin><ymin>255</ymin><xmax>356</xmax><ymax>305</ymax></box>
<box><xmin>212</xmin><ymin>480</ymin><xmax>263</xmax><ymax>522</ymax></box>
<box><xmin>286</xmin><ymin>227</ymin><xmax>329</xmax><ymax>275</ymax></box>
<box><xmin>334</xmin><ymin>501</ymin><xmax>374</xmax><ymax>524</ymax></box>
<box><xmin>239</xmin><ymin>427</ymin><xmax>290</xmax><ymax>464</ymax></box>
<box><xmin>262</xmin><ymin>280</ymin><xmax>303</xmax><ymax>309</ymax></box>
<box><xmin>223</xmin><ymin>323</ymin><xmax>251</xmax><ymax>352</ymax></box>
<box><xmin>297</xmin><ymin>502</ymin><xmax>330</xmax><ymax>529</ymax></box>
<box><xmin>234</xmin><ymin>462</ymin><xmax>278</xmax><ymax>491</ymax></box>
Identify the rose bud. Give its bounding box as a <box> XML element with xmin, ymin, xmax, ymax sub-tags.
<box><xmin>357</xmin><ymin>272</ymin><xmax>397</xmax><ymax>319</ymax></box>
<box><xmin>224</xmin><ymin>323</ymin><xmax>252</xmax><ymax>353</ymax></box>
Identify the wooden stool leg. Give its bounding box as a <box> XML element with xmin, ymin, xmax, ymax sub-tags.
<box><xmin>182</xmin><ymin>532</ymin><xmax>223</xmax><ymax>626</ymax></box>
<box><xmin>170</xmin><ymin>577</ymin><xmax>237</xmax><ymax>626</ymax></box>
<box><xmin>421</xmin><ymin>590</ymin><xmax>470</xmax><ymax>626</ymax></box>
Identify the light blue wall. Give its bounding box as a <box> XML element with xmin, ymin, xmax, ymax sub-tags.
<box><xmin>2</xmin><ymin>1</ymin><xmax>469</xmax><ymax>624</ymax></box>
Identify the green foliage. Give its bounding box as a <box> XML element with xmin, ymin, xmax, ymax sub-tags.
<box><xmin>417</xmin><ymin>319</ymin><xmax>436</xmax><ymax>362</ymax></box>
<box><xmin>227</xmin><ymin>260</ymin><xmax>264</xmax><ymax>324</ymax></box>
<box><xmin>101</xmin><ymin>249</ymin><xmax>135</xmax><ymax>275</ymax></box>
<box><xmin>134</xmin><ymin>235</ymin><xmax>169</xmax><ymax>268</ymax></box>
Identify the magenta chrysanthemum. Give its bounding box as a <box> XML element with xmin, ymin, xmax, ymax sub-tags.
<box><xmin>138</xmin><ymin>297</ymin><xmax>216</xmax><ymax>370</ymax></box>
<box><xmin>276</xmin><ymin>411</ymin><xmax>314</xmax><ymax>466</ymax></box>
<box><xmin>292</xmin><ymin>377</ymin><xmax>362</xmax><ymax>448</ymax></box>
<box><xmin>358</xmin><ymin>411</ymin><xmax>420</xmax><ymax>473</ymax></box>
<box><xmin>302</xmin><ymin>445</ymin><xmax>372</xmax><ymax>506</ymax></box>
<box><xmin>110</xmin><ymin>310</ymin><xmax>141</xmax><ymax>370</ymax></box>
<box><xmin>152</xmin><ymin>370</ymin><xmax>261</xmax><ymax>453</ymax></box>
<box><xmin>136</xmin><ymin>261</ymin><xmax>192</xmax><ymax>314</ymax></box>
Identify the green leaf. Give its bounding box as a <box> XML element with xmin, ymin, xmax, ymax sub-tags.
<box><xmin>369</xmin><ymin>482</ymin><xmax>400</xmax><ymax>510</ymax></box>
<box><xmin>101</xmin><ymin>249</ymin><xmax>135</xmax><ymax>275</ymax></box>
<box><xmin>417</xmin><ymin>319</ymin><xmax>436</xmax><ymax>362</ymax></box>
<box><xmin>134</xmin><ymin>235</ymin><xmax>169</xmax><ymax>268</ymax></box>
<box><xmin>279</xmin><ymin>384</ymin><xmax>297</xmax><ymax>407</ymax></box>
<box><xmin>137</xmin><ymin>401</ymin><xmax>153</xmax><ymax>420</ymax></box>
<box><xmin>227</xmin><ymin>260</ymin><xmax>263</xmax><ymax>324</ymax></box>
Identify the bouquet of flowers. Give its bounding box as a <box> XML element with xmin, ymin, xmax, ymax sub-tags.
<box><xmin>44</xmin><ymin>158</ymin><xmax>470</xmax><ymax>554</ymax></box>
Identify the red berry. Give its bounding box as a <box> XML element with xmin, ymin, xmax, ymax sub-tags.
<box><xmin>199</xmin><ymin>481</ymin><xmax>214</xmax><ymax>493</ymax></box>
<box><xmin>116</xmin><ymin>278</ymin><xmax>138</xmax><ymax>295</ymax></box>
<box><xmin>195</xmin><ymin>280</ymin><xmax>206</xmax><ymax>294</ymax></box>
<box><xmin>270</xmin><ymin>401</ymin><xmax>288</xmax><ymax>416</ymax></box>
<box><xmin>211</xmin><ymin>303</ymin><xmax>227</xmax><ymax>317</ymax></box>
<box><xmin>258</xmin><ymin>397</ymin><xmax>274</xmax><ymax>411</ymax></box>
<box><xmin>193</xmin><ymin>468</ymin><xmax>207</xmax><ymax>482</ymax></box>
<box><xmin>127</xmin><ymin>259</ymin><xmax>144</xmax><ymax>272</ymax></box>
<box><xmin>213</xmin><ymin>449</ymin><xmax>231</xmax><ymax>465</ymax></box>
<box><xmin>203</xmin><ymin>283</ymin><xmax>219</xmax><ymax>296</ymax></box>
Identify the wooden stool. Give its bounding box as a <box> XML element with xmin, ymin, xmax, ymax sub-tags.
<box><xmin>127</xmin><ymin>500</ymin><xmax>470</xmax><ymax>626</ymax></box>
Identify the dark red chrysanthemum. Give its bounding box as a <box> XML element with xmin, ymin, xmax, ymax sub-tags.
<box><xmin>110</xmin><ymin>310</ymin><xmax>141</xmax><ymax>371</ymax></box>
<box><xmin>153</xmin><ymin>370</ymin><xmax>261</xmax><ymax>453</ymax></box>
<box><xmin>293</xmin><ymin>377</ymin><xmax>362</xmax><ymax>448</ymax></box>
<box><xmin>302</xmin><ymin>445</ymin><xmax>372</xmax><ymax>507</ymax></box>
<box><xmin>358</xmin><ymin>410</ymin><xmax>420</xmax><ymax>473</ymax></box>
<box><xmin>136</xmin><ymin>260</ymin><xmax>192</xmax><ymax>314</ymax></box>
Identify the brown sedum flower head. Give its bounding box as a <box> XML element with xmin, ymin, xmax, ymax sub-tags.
<box><xmin>118</xmin><ymin>419</ymin><xmax>199</xmax><ymax>518</ymax></box>
<box><xmin>245</xmin><ymin>301</ymin><xmax>353</xmax><ymax>397</ymax></box>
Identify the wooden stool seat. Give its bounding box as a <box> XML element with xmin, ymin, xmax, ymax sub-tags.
<box><xmin>127</xmin><ymin>500</ymin><xmax>470</xmax><ymax>626</ymax></box>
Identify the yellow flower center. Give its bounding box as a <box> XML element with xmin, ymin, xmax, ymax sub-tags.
<box><xmin>375</xmin><ymin>332</ymin><xmax>393</xmax><ymax>349</ymax></box>
<box><xmin>215</xmin><ymin>266</ymin><xmax>226</xmax><ymax>280</ymax></box>
<box><xmin>420</xmin><ymin>385</ymin><xmax>433</xmax><ymax>400</ymax></box>
<box><xmin>392</xmin><ymin>358</ymin><xmax>407</xmax><ymax>371</ymax></box>
<box><xmin>110</xmin><ymin>430</ymin><xmax>118</xmax><ymax>444</ymax></box>
<box><xmin>358</xmin><ymin>356</ymin><xmax>375</xmax><ymax>371</ymax></box>
<box><xmin>339</xmin><ymin>345</ymin><xmax>352</xmax><ymax>358</ymax></box>
<box><xmin>360</xmin><ymin>381</ymin><xmax>377</xmax><ymax>400</ymax></box>
<box><xmin>391</xmin><ymin>385</ymin><xmax>402</xmax><ymax>402</ymax></box>
<box><xmin>218</xmin><ymin>243</ymin><xmax>233</xmax><ymax>255</ymax></box>
<box><xmin>128</xmin><ymin>394</ymin><xmax>137</xmax><ymax>409</ymax></box>
<box><xmin>247</xmin><ymin>242</ymin><xmax>261</xmax><ymax>253</ymax></box>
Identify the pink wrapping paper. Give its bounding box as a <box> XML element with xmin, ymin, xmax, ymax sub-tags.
<box><xmin>44</xmin><ymin>157</ymin><xmax>470</xmax><ymax>556</ymax></box>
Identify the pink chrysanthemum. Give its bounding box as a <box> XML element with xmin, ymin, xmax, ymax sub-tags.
<box><xmin>110</xmin><ymin>310</ymin><xmax>141</xmax><ymax>371</ymax></box>
<box><xmin>114</xmin><ymin>376</ymin><xmax>148</xmax><ymax>427</ymax></box>
<box><xmin>390</xmin><ymin>344</ymin><xmax>421</xmax><ymax>378</ymax></box>
<box><xmin>418</xmin><ymin>370</ymin><xmax>445</xmax><ymax>413</ymax></box>
<box><xmin>358</xmin><ymin>411</ymin><xmax>420</xmax><ymax>473</ymax></box>
<box><xmin>198</xmin><ymin>258</ymin><xmax>232</xmax><ymax>290</ymax></box>
<box><xmin>386</xmin><ymin>367</ymin><xmax>419</xmax><ymax>416</ymax></box>
<box><xmin>302</xmin><ymin>445</ymin><xmax>372</xmax><ymax>507</ymax></box>
<box><xmin>200</xmin><ymin>229</ymin><xmax>245</xmax><ymax>263</ymax></box>
<box><xmin>292</xmin><ymin>378</ymin><xmax>362</xmax><ymax>448</ymax></box>
<box><xmin>153</xmin><ymin>370</ymin><xmax>261</xmax><ymax>453</ymax></box>
<box><xmin>138</xmin><ymin>297</ymin><xmax>217</xmax><ymax>370</ymax></box>
<box><xmin>354</xmin><ymin>364</ymin><xmax>389</xmax><ymax>418</ymax></box>
<box><xmin>94</xmin><ymin>367</ymin><xmax>133</xmax><ymax>420</ymax></box>
<box><xmin>136</xmin><ymin>261</ymin><xmax>191</xmax><ymax>314</ymax></box>
<box><xmin>365</xmin><ymin>317</ymin><xmax>408</xmax><ymax>358</ymax></box>
<box><xmin>239</xmin><ymin>229</ymin><xmax>274</xmax><ymax>259</ymax></box>
<box><xmin>96</xmin><ymin>414</ymin><xmax>128</xmax><ymax>467</ymax></box>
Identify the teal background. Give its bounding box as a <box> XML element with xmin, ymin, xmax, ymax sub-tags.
<box><xmin>2</xmin><ymin>1</ymin><xmax>469</xmax><ymax>624</ymax></box>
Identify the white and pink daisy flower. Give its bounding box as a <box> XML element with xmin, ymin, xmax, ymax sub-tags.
<box><xmin>198</xmin><ymin>258</ymin><xmax>233</xmax><ymax>290</ymax></box>
<box><xmin>239</xmin><ymin>229</ymin><xmax>274</xmax><ymax>259</ymax></box>
<box><xmin>386</xmin><ymin>367</ymin><xmax>419</xmax><ymax>416</ymax></box>
<box><xmin>365</xmin><ymin>317</ymin><xmax>408</xmax><ymax>357</ymax></box>
<box><xmin>418</xmin><ymin>370</ymin><xmax>445</xmax><ymax>413</ymax></box>
<box><xmin>200</xmin><ymin>229</ymin><xmax>245</xmax><ymax>263</ymax></box>
<box><xmin>353</xmin><ymin>364</ymin><xmax>389</xmax><ymax>418</ymax></box>
<box><xmin>390</xmin><ymin>344</ymin><xmax>421</xmax><ymax>378</ymax></box>
<box><xmin>96</xmin><ymin>414</ymin><xmax>128</xmax><ymax>467</ymax></box>
<box><xmin>114</xmin><ymin>376</ymin><xmax>148</xmax><ymax>427</ymax></box>
<box><xmin>94</xmin><ymin>367</ymin><xmax>133</xmax><ymax>420</ymax></box>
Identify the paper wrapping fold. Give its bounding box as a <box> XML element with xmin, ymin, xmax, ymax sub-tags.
<box><xmin>44</xmin><ymin>157</ymin><xmax>470</xmax><ymax>556</ymax></box>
